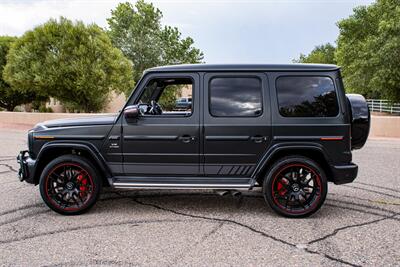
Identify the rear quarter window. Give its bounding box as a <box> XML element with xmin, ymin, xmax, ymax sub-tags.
<box><xmin>276</xmin><ymin>76</ymin><xmax>339</xmax><ymax>117</ymax></box>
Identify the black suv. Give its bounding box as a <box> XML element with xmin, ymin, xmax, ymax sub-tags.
<box><xmin>17</xmin><ymin>64</ymin><xmax>370</xmax><ymax>217</ymax></box>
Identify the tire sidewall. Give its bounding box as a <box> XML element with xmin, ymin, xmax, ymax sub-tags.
<box><xmin>39</xmin><ymin>155</ymin><xmax>102</xmax><ymax>215</ymax></box>
<box><xmin>263</xmin><ymin>156</ymin><xmax>328</xmax><ymax>218</ymax></box>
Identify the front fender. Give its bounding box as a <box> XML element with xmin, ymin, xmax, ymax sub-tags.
<box><xmin>32</xmin><ymin>141</ymin><xmax>112</xmax><ymax>182</ymax></box>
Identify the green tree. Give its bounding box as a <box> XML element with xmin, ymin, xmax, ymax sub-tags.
<box><xmin>4</xmin><ymin>17</ymin><xmax>134</xmax><ymax>112</ymax></box>
<box><xmin>336</xmin><ymin>0</ymin><xmax>400</xmax><ymax>101</ymax></box>
<box><xmin>107</xmin><ymin>0</ymin><xmax>204</xmax><ymax>92</ymax></box>
<box><xmin>0</xmin><ymin>36</ymin><xmax>37</xmax><ymax>111</ymax></box>
<box><xmin>293</xmin><ymin>43</ymin><xmax>336</xmax><ymax>64</ymax></box>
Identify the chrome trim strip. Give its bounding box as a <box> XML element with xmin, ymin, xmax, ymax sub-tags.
<box><xmin>112</xmin><ymin>182</ymin><xmax>251</xmax><ymax>189</ymax></box>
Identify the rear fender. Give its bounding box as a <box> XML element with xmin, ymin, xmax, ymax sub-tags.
<box><xmin>251</xmin><ymin>143</ymin><xmax>332</xmax><ymax>186</ymax></box>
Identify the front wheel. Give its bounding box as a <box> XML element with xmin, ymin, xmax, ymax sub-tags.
<box><xmin>263</xmin><ymin>156</ymin><xmax>327</xmax><ymax>218</ymax></box>
<box><xmin>39</xmin><ymin>155</ymin><xmax>102</xmax><ymax>215</ymax></box>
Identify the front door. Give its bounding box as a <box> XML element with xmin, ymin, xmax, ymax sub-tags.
<box><xmin>203</xmin><ymin>73</ymin><xmax>271</xmax><ymax>177</ymax></box>
<box><xmin>122</xmin><ymin>73</ymin><xmax>200</xmax><ymax>176</ymax></box>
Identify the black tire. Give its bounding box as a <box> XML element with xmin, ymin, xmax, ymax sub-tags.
<box><xmin>263</xmin><ymin>156</ymin><xmax>328</xmax><ymax>218</ymax></box>
<box><xmin>39</xmin><ymin>155</ymin><xmax>102</xmax><ymax>215</ymax></box>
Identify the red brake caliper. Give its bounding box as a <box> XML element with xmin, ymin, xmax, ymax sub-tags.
<box><xmin>277</xmin><ymin>182</ymin><xmax>286</xmax><ymax>196</ymax></box>
<box><xmin>277</xmin><ymin>177</ymin><xmax>289</xmax><ymax>196</ymax></box>
<box><xmin>77</xmin><ymin>174</ymin><xmax>88</xmax><ymax>197</ymax></box>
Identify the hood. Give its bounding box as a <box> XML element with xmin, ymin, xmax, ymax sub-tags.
<box><xmin>34</xmin><ymin>114</ymin><xmax>117</xmax><ymax>130</ymax></box>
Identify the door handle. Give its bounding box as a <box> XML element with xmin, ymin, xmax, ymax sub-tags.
<box><xmin>250</xmin><ymin>136</ymin><xmax>268</xmax><ymax>143</ymax></box>
<box><xmin>179</xmin><ymin>135</ymin><xmax>196</xmax><ymax>143</ymax></box>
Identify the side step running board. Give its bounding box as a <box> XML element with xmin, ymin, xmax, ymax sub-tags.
<box><xmin>111</xmin><ymin>177</ymin><xmax>253</xmax><ymax>190</ymax></box>
<box><xmin>113</xmin><ymin>183</ymin><xmax>251</xmax><ymax>190</ymax></box>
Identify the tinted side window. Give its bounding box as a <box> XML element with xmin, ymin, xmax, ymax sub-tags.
<box><xmin>137</xmin><ymin>77</ymin><xmax>193</xmax><ymax>116</ymax></box>
<box><xmin>209</xmin><ymin>77</ymin><xmax>262</xmax><ymax>117</ymax></box>
<box><xmin>276</xmin><ymin>76</ymin><xmax>339</xmax><ymax>117</ymax></box>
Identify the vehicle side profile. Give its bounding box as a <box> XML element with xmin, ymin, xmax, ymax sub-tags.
<box><xmin>17</xmin><ymin>64</ymin><xmax>370</xmax><ymax>217</ymax></box>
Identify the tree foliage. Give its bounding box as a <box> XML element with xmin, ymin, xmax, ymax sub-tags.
<box><xmin>4</xmin><ymin>17</ymin><xmax>134</xmax><ymax>112</ymax></box>
<box><xmin>0</xmin><ymin>36</ymin><xmax>37</xmax><ymax>111</ymax></box>
<box><xmin>107</xmin><ymin>0</ymin><xmax>204</xmax><ymax>92</ymax></box>
<box><xmin>336</xmin><ymin>0</ymin><xmax>400</xmax><ymax>101</ymax></box>
<box><xmin>293</xmin><ymin>43</ymin><xmax>336</xmax><ymax>64</ymax></box>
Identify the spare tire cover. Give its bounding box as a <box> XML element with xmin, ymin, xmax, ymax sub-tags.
<box><xmin>346</xmin><ymin>94</ymin><xmax>370</xmax><ymax>150</ymax></box>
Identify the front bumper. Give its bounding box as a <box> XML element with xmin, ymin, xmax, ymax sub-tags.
<box><xmin>17</xmin><ymin>151</ymin><xmax>36</xmax><ymax>184</ymax></box>
<box><xmin>330</xmin><ymin>163</ymin><xmax>358</xmax><ymax>185</ymax></box>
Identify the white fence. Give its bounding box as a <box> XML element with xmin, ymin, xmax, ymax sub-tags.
<box><xmin>367</xmin><ymin>99</ymin><xmax>400</xmax><ymax>115</ymax></box>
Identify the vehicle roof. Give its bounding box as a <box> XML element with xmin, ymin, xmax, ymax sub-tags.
<box><xmin>146</xmin><ymin>63</ymin><xmax>340</xmax><ymax>73</ymax></box>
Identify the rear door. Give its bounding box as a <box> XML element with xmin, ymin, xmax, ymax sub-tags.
<box><xmin>269</xmin><ymin>72</ymin><xmax>350</xmax><ymax>164</ymax></box>
<box><xmin>203</xmin><ymin>73</ymin><xmax>272</xmax><ymax>177</ymax></box>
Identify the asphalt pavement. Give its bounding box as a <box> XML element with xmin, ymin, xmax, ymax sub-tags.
<box><xmin>0</xmin><ymin>127</ymin><xmax>399</xmax><ymax>267</ymax></box>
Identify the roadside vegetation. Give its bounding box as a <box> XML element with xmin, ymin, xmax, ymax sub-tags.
<box><xmin>295</xmin><ymin>0</ymin><xmax>400</xmax><ymax>102</ymax></box>
<box><xmin>107</xmin><ymin>1</ymin><xmax>203</xmax><ymax>88</ymax></box>
<box><xmin>3</xmin><ymin>18</ymin><xmax>133</xmax><ymax>113</ymax></box>
<box><xmin>0</xmin><ymin>0</ymin><xmax>203</xmax><ymax>112</ymax></box>
<box><xmin>0</xmin><ymin>36</ymin><xmax>36</xmax><ymax>111</ymax></box>
<box><xmin>0</xmin><ymin>0</ymin><xmax>397</xmax><ymax>112</ymax></box>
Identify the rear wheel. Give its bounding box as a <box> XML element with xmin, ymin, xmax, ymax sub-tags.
<box><xmin>39</xmin><ymin>155</ymin><xmax>102</xmax><ymax>215</ymax></box>
<box><xmin>263</xmin><ymin>156</ymin><xmax>327</xmax><ymax>218</ymax></box>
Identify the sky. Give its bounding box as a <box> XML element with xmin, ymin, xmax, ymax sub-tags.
<box><xmin>0</xmin><ymin>0</ymin><xmax>375</xmax><ymax>63</ymax></box>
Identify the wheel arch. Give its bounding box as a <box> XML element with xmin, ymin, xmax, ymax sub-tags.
<box><xmin>253</xmin><ymin>144</ymin><xmax>333</xmax><ymax>185</ymax></box>
<box><xmin>32</xmin><ymin>142</ymin><xmax>112</xmax><ymax>186</ymax></box>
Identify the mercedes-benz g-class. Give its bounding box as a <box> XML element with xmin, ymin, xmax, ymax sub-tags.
<box><xmin>17</xmin><ymin>64</ymin><xmax>370</xmax><ymax>217</ymax></box>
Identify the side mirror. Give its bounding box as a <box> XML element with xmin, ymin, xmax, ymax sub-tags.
<box><xmin>124</xmin><ymin>105</ymin><xmax>139</xmax><ymax>123</ymax></box>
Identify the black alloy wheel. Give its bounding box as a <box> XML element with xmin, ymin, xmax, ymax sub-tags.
<box><xmin>263</xmin><ymin>156</ymin><xmax>327</xmax><ymax>218</ymax></box>
<box><xmin>39</xmin><ymin>155</ymin><xmax>101</xmax><ymax>215</ymax></box>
